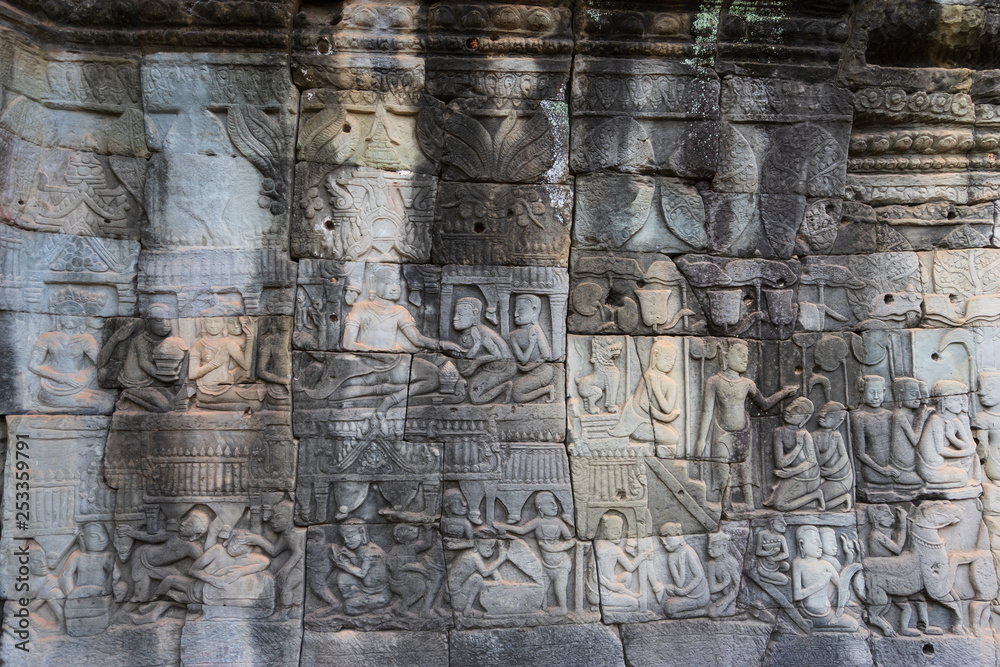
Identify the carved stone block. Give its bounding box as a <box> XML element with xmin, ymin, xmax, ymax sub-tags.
<box><xmin>432</xmin><ymin>182</ymin><xmax>572</xmax><ymax>267</ymax></box>
<box><xmin>305</xmin><ymin>522</ymin><xmax>451</xmax><ymax>631</ymax></box>
<box><xmin>571</xmin><ymin>57</ymin><xmax>720</xmax><ymax>179</ymax></box>
<box><xmin>858</xmin><ymin>499</ymin><xmax>996</xmax><ymax>643</ymax></box>
<box><xmin>742</xmin><ymin>512</ymin><xmax>863</xmax><ymax>636</ymax></box>
<box><xmin>569</xmin><ymin>251</ymin><xmax>707</xmax><ymax>336</ymax></box>
<box><xmin>292</xmin><ymin>164</ymin><xmax>436</xmax><ymax>262</ymax></box>
<box><xmin>620</xmin><ymin>618</ymin><xmax>771</xmax><ymax>667</ymax></box>
<box><xmin>293</xmin><ymin>261</ymin><xmax>441</xmax><ymax>352</ymax></box>
<box><xmin>0</xmin><ymin>310</ymin><xmax>119</xmax><ymax>414</ymax></box>
<box><xmin>574</xmin><ymin>174</ymin><xmax>709</xmax><ymax>254</ymax></box>
<box><xmin>136</xmin><ymin>248</ymin><xmax>296</xmax><ymax>318</ymax></box>
<box><xmin>141</xmin><ymin>53</ymin><xmax>297</xmax><ymax>251</ymax></box>
<box><xmin>675</xmin><ymin>255</ymin><xmax>801</xmax><ymax>339</ymax></box>
<box><xmin>595</xmin><ymin>522</ymin><xmax>748</xmax><ymax>624</ymax></box>
<box><xmin>441</xmin><ymin>97</ymin><xmax>569</xmax><ymax>185</ymax></box>
<box><xmin>0</xmin><ymin>129</ymin><xmax>146</xmax><ymax>238</ymax></box>
<box><xmin>297</xmin><ymin>90</ymin><xmax>445</xmax><ymax>174</ymax></box>
<box><xmin>179</xmin><ymin>616</ymin><xmax>303</xmax><ymax>666</ymax></box>
<box><xmin>448</xmin><ymin>624</ymin><xmax>625</xmax><ymax>667</ymax></box>
<box><xmin>426</xmin><ymin>56</ymin><xmax>570</xmax><ymax>102</ymax></box>
<box><xmin>300</xmin><ymin>629</ymin><xmax>449</xmax><ymax>667</ymax></box>
<box><xmin>797</xmin><ymin>252</ymin><xmax>923</xmax><ymax>332</ymax></box>
<box><xmin>872</xmin><ymin>202</ymin><xmax>995</xmax><ymax>251</ymax></box>
<box><xmin>920</xmin><ymin>249</ymin><xmax>1000</xmax><ymax>328</ymax></box>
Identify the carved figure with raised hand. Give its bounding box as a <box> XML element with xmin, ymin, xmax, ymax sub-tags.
<box><xmin>331</xmin><ymin>520</ymin><xmax>391</xmax><ymax>616</ymax></box>
<box><xmin>852</xmin><ymin>375</ymin><xmax>901</xmax><ymax>494</ymax></box>
<box><xmin>188</xmin><ymin>314</ymin><xmax>255</xmax><ymax>409</ymax></box>
<box><xmin>118</xmin><ymin>507</ymin><xmax>212</xmax><ymax>605</ymax></box>
<box><xmin>509</xmin><ymin>294</ymin><xmax>557</xmax><ymax>403</ymax></box>
<box><xmin>609</xmin><ymin>339</ymin><xmax>681</xmax><ymax>457</ymax></box>
<box><xmin>766</xmin><ymin>397</ymin><xmax>826</xmax><ymax>512</ymax></box>
<box><xmin>494</xmin><ymin>491</ymin><xmax>575</xmax><ymax>615</ymax></box>
<box><xmin>442</xmin><ymin>489</ymin><xmax>475</xmax><ymax>550</ymax></box>
<box><xmin>386</xmin><ymin>525</ymin><xmax>445</xmax><ymax>617</ymax></box>
<box><xmin>594</xmin><ymin>514</ymin><xmax>654</xmax><ymax>612</ymax></box>
<box><xmin>917</xmin><ymin>380</ymin><xmax>981</xmax><ymax>492</ymax></box>
<box><xmin>343</xmin><ymin>264</ymin><xmax>460</xmax><ymax>355</ymax></box>
<box><xmin>29</xmin><ymin>289</ymin><xmax>115</xmax><ymax>412</ymax></box>
<box><xmin>792</xmin><ymin>525</ymin><xmax>859</xmax><ymax>631</ymax></box>
<box><xmin>657</xmin><ymin>523</ymin><xmax>710</xmax><ymax>618</ymax></box>
<box><xmin>706</xmin><ymin>532</ymin><xmax>740</xmax><ymax>617</ymax></box>
<box><xmin>755</xmin><ymin>517</ymin><xmax>791</xmax><ymax>586</ymax></box>
<box><xmin>696</xmin><ymin>340</ymin><xmax>797</xmax><ymax>510</ymax></box>
<box><xmin>813</xmin><ymin>402</ymin><xmax>854</xmax><ymax>511</ymax></box>
<box><xmin>106</xmin><ymin>306</ymin><xmax>189</xmax><ymax>412</ymax></box>
<box><xmin>889</xmin><ymin>377</ymin><xmax>930</xmax><ymax>491</ymax></box>
<box><xmin>452</xmin><ymin>296</ymin><xmax>516</xmax><ymax>404</ymax></box>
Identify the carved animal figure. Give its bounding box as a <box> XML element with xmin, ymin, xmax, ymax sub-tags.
<box><xmin>575</xmin><ymin>338</ymin><xmax>623</xmax><ymax>414</ymax></box>
<box><xmin>861</xmin><ymin>501</ymin><xmax>975</xmax><ymax>636</ymax></box>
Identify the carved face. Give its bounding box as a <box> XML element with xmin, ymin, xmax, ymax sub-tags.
<box><xmin>513</xmin><ymin>296</ymin><xmax>538</xmax><ymax>326</ymax></box>
<box><xmin>707</xmin><ymin>537</ymin><xmax>727</xmax><ymax>558</ymax></box>
<box><xmin>727</xmin><ymin>343</ymin><xmax>749</xmax><ymax>373</ymax></box>
<box><xmin>148</xmin><ymin>318</ymin><xmax>172</xmax><ymax>337</ymax></box>
<box><xmin>269</xmin><ymin>505</ymin><xmax>293</xmax><ymax>533</ymax></box>
<box><xmin>979</xmin><ymin>374</ymin><xmax>1000</xmax><ymax>408</ymax></box>
<box><xmin>896</xmin><ymin>380</ymin><xmax>922</xmax><ymax>408</ymax></box>
<box><xmin>943</xmin><ymin>394</ymin><xmax>968</xmax><ymax>415</ymax></box>
<box><xmin>600</xmin><ymin>515</ymin><xmax>624</xmax><ymax>541</ymax></box>
<box><xmin>226</xmin><ymin>538</ymin><xmax>251</xmax><ymax>557</ymax></box>
<box><xmin>783</xmin><ymin>411</ymin><xmax>809</xmax><ymax>427</ymax></box>
<box><xmin>535</xmin><ymin>492</ymin><xmax>558</xmax><ymax>517</ymax></box>
<box><xmin>818</xmin><ymin>410</ymin><xmax>846</xmax><ymax>430</ymax></box>
<box><xmin>659</xmin><ymin>535</ymin><xmax>683</xmax><ymax>552</ymax></box>
<box><xmin>203</xmin><ymin>318</ymin><xmax>225</xmax><ymax>336</ymax></box>
<box><xmin>28</xmin><ymin>548</ymin><xmax>48</xmax><ymax>576</ymax></box>
<box><xmin>393</xmin><ymin>525</ymin><xmax>419</xmax><ymax>543</ymax></box>
<box><xmin>453</xmin><ymin>303</ymin><xmax>477</xmax><ymax>331</ymax></box>
<box><xmin>819</xmin><ymin>529</ymin><xmax>838</xmax><ymax>556</ymax></box>
<box><xmin>475</xmin><ymin>539</ymin><xmax>497</xmax><ymax>558</ymax></box>
<box><xmin>58</xmin><ymin>316</ymin><xmax>85</xmax><ymax>332</ymax></box>
<box><xmin>83</xmin><ymin>524</ymin><xmax>110</xmax><ymax>552</ymax></box>
<box><xmin>374</xmin><ymin>271</ymin><xmax>401</xmax><ymax>301</ymax></box>
<box><xmin>341</xmin><ymin>525</ymin><xmax>366</xmax><ymax>550</ymax></box>
<box><xmin>650</xmin><ymin>341</ymin><xmax>677</xmax><ymax>373</ymax></box>
<box><xmin>798</xmin><ymin>528</ymin><xmax>823</xmax><ymax>559</ymax></box>
<box><xmin>873</xmin><ymin>505</ymin><xmax>893</xmax><ymax>528</ymax></box>
<box><xmin>444</xmin><ymin>491</ymin><xmax>468</xmax><ymax>517</ymax></box>
<box><xmin>863</xmin><ymin>379</ymin><xmax>885</xmax><ymax>408</ymax></box>
<box><xmin>771</xmin><ymin>517</ymin><xmax>787</xmax><ymax>533</ymax></box>
<box><xmin>179</xmin><ymin>512</ymin><xmax>209</xmax><ymax>540</ymax></box>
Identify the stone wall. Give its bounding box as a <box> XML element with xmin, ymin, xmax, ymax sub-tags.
<box><xmin>2</xmin><ymin>1</ymin><xmax>1000</xmax><ymax>665</ymax></box>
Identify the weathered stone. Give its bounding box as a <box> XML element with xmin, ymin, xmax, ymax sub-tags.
<box><xmin>449</xmin><ymin>623</ymin><xmax>625</xmax><ymax>667</ymax></box>
<box><xmin>301</xmin><ymin>629</ymin><xmax>449</xmax><ymax>667</ymax></box>
<box><xmin>620</xmin><ymin>617</ymin><xmax>771</xmax><ymax>667</ymax></box>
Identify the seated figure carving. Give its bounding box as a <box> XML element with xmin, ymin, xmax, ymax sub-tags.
<box><xmin>188</xmin><ymin>315</ymin><xmax>263</xmax><ymax>410</ymax></box>
<box><xmin>331</xmin><ymin>520</ymin><xmax>391</xmax><ymax>615</ymax></box>
<box><xmin>917</xmin><ymin>380</ymin><xmax>981</xmax><ymax>492</ymax></box>
<box><xmin>609</xmin><ymin>339</ymin><xmax>681</xmax><ymax>457</ymax></box>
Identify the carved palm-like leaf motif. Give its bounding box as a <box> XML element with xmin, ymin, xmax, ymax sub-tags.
<box><xmin>298</xmin><ymin>104</ymin><xmax>355</xmax><ymax>164</ymax></box>
<box><xmin>107</xmin><ymin>108</ymin><xmax>149</xmax><ymax>158</ymax></box>
<box><xmin>763</xmin><ymin>123</ymin><xmax>844</xmax><ymax>196</ymax></box>
<box><xmin>415</xmin><ymin>107</ymin><xmax>444</xmax><ymax>159</ymax></box>
<box><xmin>227</xmin><ymin>105</ymin><xmax>287</xmax><ymax>214</ymax></box>
<box><xmin>108</xmin><ymin>155</ymin><xmax>147</xmax><ymax>210</ymax></box>
<box><xmin>713</xmin><ymin>124</ymin><xmax>758</xmax><ymax>192</ymax></box>
<box><xmin>932</xmin><ymin>249</ymin><xmax>1000</xmax><ymax>298</ymax></box>
<box><xmin>659</xmin><ymin>180</ymin><xmax>708</xmax><ymax>249</ymax></box>
<box><xmin>444</xmin><ymin>109</ymin><xmax>554</xmax><ymax>182</ymax></box>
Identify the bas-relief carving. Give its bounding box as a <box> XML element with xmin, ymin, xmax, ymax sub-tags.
<box><xmin>594</xmin><ymin>520</ymin><xmax>747</xmax><ymax>624</ymax></box>
<box><xmin>568</xmin><ymin>251</ymin><xmax>705</xmax><ymax>336</ymax></box>
<box><xmin>920</xmin><ymin>248</ymin><xmax>1000</xmax><ymax>328</ymax></box>
<box><xmin>141</xmin><ymin>53</ymin><xmax>296</xmax><ymax>251</ymax></box>
<box><xmin>441</xmin><ymin>97</ymin><xmax>568</xmax><ymax>185</ymax></box>
<box><xmin>0</xmin><ymin>225</ymin><xmax>139</xmax><ymax>316</ymax></box>
<box><xmin>432</xmin><ymin>182</ymin><xmax>572</xmax><ymax>267</ymax></box>
<box><xmin>292</xmin><ymin>164</ymin><xmax>436</xmax><ymax>262</ymax></box>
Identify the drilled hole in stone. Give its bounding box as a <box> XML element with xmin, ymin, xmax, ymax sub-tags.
<box><xmin>329</xmin><ymin>314</ymin><xmax>337</xmax><ymax>322</ymax></box>
<box><xmin>343</xmin><ymin>123</ymin><xmax>351</xmax><ymax>133</ymax></box>
<box><xmin>17</xmin><ymin>199</ymin><xmax>24</xmax><ymax>205</ymax></box>
<box><xmin>474</xmin><ymin>222</ymin><xmax>486</xmax><ymax>234</ymax></box>
<box><xmin>317</xmin><ymin>37</ymin><xmax>331</xmax><ymax>54</ymax></box>
<box><xmin>931</xmin><ymin>353</ymin><xmax>941</xmax><ymax>361</ymax></box>
<box><xmin>949</xmin><ymin>293</ymin><xmax>959</xmax><ymax>303</ymax></box>
<box><xmin>884</xmin><ymin>294</ymin><xmax>894</xmax><ymax>304</ymax></box>
<box><xmin>922</xmin><ymin>644</ymin><xmax>934</xmax><ymax>657</ymax></box>
<box><xmin>794</xmin><ymin>366</ymin><xmax>803</xmax><ymax>375</ymax></box>
<box><xmin>466</xmin><ymin>37</ymin><xmax>479</xmax><ymax>49</ymax></box>
<box><xmin>946</xmin><ymin>210</ymin><xmax>957</xmax><ymax>220</ymax></box>
<box><xmin>324</xmin><ymin>220</ymin><xmax>335</xmax><ymax>230</ymax></box>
